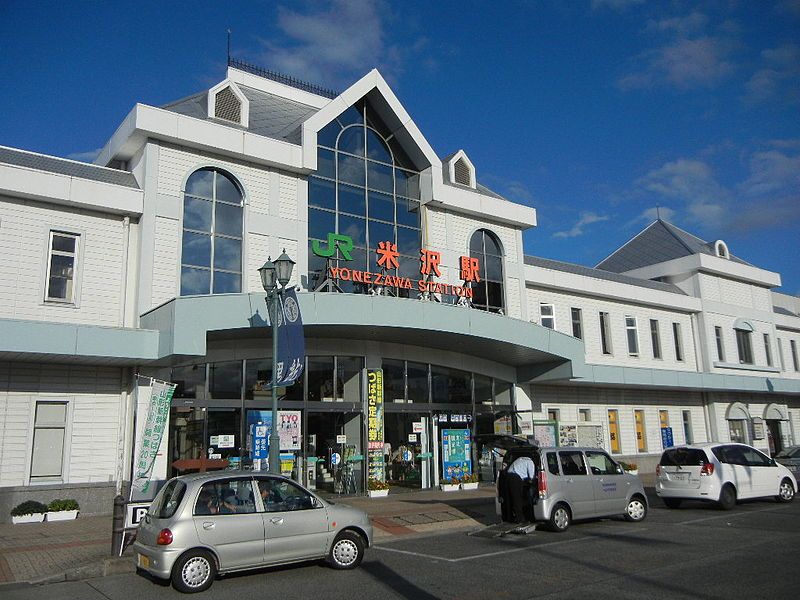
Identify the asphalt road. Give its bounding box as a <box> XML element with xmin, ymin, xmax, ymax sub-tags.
<box><xmin>5</xmin><ymin>493</ymin><xmax>799</xmax><ymax>600</ymax></box>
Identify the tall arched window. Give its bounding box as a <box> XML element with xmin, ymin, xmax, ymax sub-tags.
<box><xmin>181</xmin><ymin>168</ymin><xmax>244</xmax><ymax>296</ymax></box>
<box><xmin>307</xmin><ymin>100</ymin><xmax>422</xmax><ymax>294</ymax></box>
<box><xmin>469</xmin><ymin>229</ymin><xmax>504</xmax><ymax>314</ymax></box>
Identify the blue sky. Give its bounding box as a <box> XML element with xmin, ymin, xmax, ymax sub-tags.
<box><xmin>1</xmin><ymin>0</ymin><xmax>798</xmax><ymax>293</ymax></box>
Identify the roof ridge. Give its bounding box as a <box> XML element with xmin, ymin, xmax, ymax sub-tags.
<box><xmin>0</xmin><ymin>144</ymin><xmax>130</xmax><ymax>174</ymax></box>
<box><xmin>594</xmin><ymin>219</ymin><xmax>659</xmax><ymax>268</ymax></box>
<box><xmin>659</xmin><ymin>219</ymin><xmax>708</xmax><ymax>252</ymax></box>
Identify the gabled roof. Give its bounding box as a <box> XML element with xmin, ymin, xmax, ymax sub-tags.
<box><xmin>525</xmin><ymin>255</ymin><xmax>686</xmax><ymax>295</ymax></box>
<box><xmin>596</xmin><ymin>219</ymin><xmax>750</xmax><ymax>273</ymax></box>
<box><xmin>441</xmin><ymin>150</ymin><xmax>508</xmax><ymax>201</ymax></box>
<box><xmin>161</xmin><ymin>85</ymin><xmax>319</xmax><ymax>145</ymax></box>
<box><xmin>0</xmin><ymin>145</ymin><xmax>138</xmax><ymax>188</ymax></box>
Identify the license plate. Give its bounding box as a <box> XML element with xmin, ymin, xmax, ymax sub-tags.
<box><xmin>670</xmin><ymin>472</ymin><xmax>688</xmax><ymax>481</ymax></box>
<box><xmin>138</xmin><ymin>553</ymin><xmax>150</xmax><ymax>569</ymax></box>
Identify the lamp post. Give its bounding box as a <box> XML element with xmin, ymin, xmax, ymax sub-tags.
<box><xmin>258</xmin><ymin>250</ymin><xmax>295</xmax><ymax>474</ymax></box>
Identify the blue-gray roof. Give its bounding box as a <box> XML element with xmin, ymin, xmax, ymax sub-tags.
<box><xmin>161</xmin><ymin>85</ymin><xmax>319</xmax><ymax>145</ymax></box>
<box><xmin>525</xmin><ymin>255</ymin><xmax>686</xmax><ymax>295</ymax></box>
<box><xmin>596</xmin><ymin>220</ymin><xmax>750</xmax><ymax>273</ymax></box>
<box><xmin>0</xmin><ymin>146</ymin><xmax>139</xmax><ymax>188</ymax></box>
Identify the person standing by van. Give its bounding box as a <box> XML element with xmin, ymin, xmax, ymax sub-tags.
<box><xmin>507</xmin><ymin>455</ymin><xmax>536</xmax><ymax>523</ymax></box>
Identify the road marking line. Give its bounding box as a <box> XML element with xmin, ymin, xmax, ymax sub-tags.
<box><xmin>676</xmin><ymin>504</ymin><xmax>791</xmax><ymax>525</ymax></box>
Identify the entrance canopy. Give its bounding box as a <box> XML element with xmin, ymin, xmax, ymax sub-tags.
<box><xmin>140</xmin><ymin>292</ymin><xmax>586</xmax><ymax>383</ymax></box>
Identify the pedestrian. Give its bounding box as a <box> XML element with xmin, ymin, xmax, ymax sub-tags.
<box><xmin>506</xmin><ymin>454</ymin><xmax>536</xmax><ymax>523</ymax></box>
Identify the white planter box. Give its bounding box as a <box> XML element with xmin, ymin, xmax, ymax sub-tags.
<box><xmin>46</xmin><ymin>510</ymin><xmax>79</xmax><ymax>522</ymax></box>
<box><xmin>440</xmin><ymin>484</ymin><xmax>459</xmax><ymax>492</ymax></box>
<box><xmin>461</xmin><ymin>482</ymin><xmax>479</xmax><ymax>490</ymax></box>
<box><xmin>626</xmin><ymin>469</ymin><xmax>639</xmax><ymax>476</ymax></box>
<box><xmin>368</xmin><ymin>489</ymin><xmax>389</xmax><ymax>498</ymax></box>
<box><xmin>11</xmin><ymin>513</ymin><xmax>45</xmax><ymax>524</ymax></box>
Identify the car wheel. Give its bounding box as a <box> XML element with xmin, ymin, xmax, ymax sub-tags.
<box><xmin>327</xmin><ymin>531</ymin><xmax>365</xmax><ymax>570</ymax></box>
<box><xmin>718</xmin><ymin>484</ymin><xmax>736</xmax><ymax>510</ymax></box>
<box><xmin>776</xmin><ymin>478</ymin><xmax>795</xmax><ymax>503</ymax></box>
<box><xmin>625</xmin><ymin>495</ymin><xmax>648</xmax><ymax>522</ymax></box>
<box><xmin>171</xmin><ymin>549</ymin><xmax>216</xmax><ymax>594</ymax></box>
<box><xmin>548</xmin><ymin>503</ymin><xmax>571</xmax><ymax>533</ymax></box>
<box><xmin>663</xmin><ymin>498</ymin><xmax>682</xmax><ymax>509</ymax></box>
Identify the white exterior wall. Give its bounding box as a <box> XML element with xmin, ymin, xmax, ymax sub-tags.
<box><xmin>144</xmin><ymin>144</ymin><xmax>304</xmax><ymax>310</ymax></box>
<box><xmin>0</xmin><ymin>362</ymin><xmax>123</xmax><ymax>487</ymax></box>
<box><xmin>776</xmin><ymin>330</ymin><xmax>800</xmax><ymax>379</ymax></box>
<box><xmin>698</xmin><ymin>273</ymin><xmax>773</xmax><ymax>311</ymax></box>
<box><xmin>705</xmin><ymin>311</ymin><xmax>779</xmax><ymax>375</ymax></box>
<box><xmin>0</xmin><ymin>195</ymin><xmax>128</xmax><ymax>326</ymax></box>
<box><xmin>526</xmin><ymin>286</ymin><xmax>697</xmax><ymax>370</ymax></box>
<box><xmin>425</xmin><ymin>206</ymin><xmax>525</xmax><ymax>319</ymax></box>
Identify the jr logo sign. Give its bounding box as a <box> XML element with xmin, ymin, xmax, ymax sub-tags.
<box><xmin>312</xmin><ymin>233</ymin><xmax>354</xmax><ymax>261</ymax></box>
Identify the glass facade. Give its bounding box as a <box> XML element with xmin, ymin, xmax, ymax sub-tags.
<box><xmin>308</xmin><ymin>100</ymin><xmax>422</xmax><ymax>294</ymax></box>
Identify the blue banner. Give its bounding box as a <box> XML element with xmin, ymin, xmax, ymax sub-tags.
<box><xmin>661</xmin><ymin>426</ymin><xmax>674</xmax><ymax>449</ymax></box>
<box><xmin>272</xmin><ymin>288</ymin><xmax>305</xmax><ymax>387</ymax></box>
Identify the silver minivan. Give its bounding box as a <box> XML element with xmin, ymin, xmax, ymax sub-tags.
<box><xmin>134</xmin><ymin>472</ymin><xmax>372</xmax><ymax>593</ymax></box>
<box><xmin>482</xmin><ymin>435</ymin><xmax>648</xmax><ymax>532</ymax></box>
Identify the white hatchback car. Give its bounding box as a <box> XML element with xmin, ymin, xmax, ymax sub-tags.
<box><xmin>656</xmin><ymin>443</ymin><xmax>797</xmax><ymax>510</ymax></box>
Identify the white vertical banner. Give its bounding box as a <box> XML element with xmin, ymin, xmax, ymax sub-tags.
<box><xmin>130</xmin><ymin>378</ymin><xmax>175</xmax><ymax>501</ymax></box>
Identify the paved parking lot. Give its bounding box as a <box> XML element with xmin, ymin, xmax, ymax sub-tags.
<box><xmin>4</xmin><ymin>493</ymin><xmax>799</xmax><ymax>600</ymax></box>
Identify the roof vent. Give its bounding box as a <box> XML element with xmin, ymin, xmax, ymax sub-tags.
<box><xmin>447</xmin><ymin>150</ymin><xmax>476</xmax><ymax>189</ymax></box>
<box><xmin>714</xmin><ymin>240</ymin><xmax>729</xmax><ymax>259</ymax></box>
<box><xmin>207</xmin><ymin>80</ymin><xmax>249</xmax><ymax>127</ymax></box>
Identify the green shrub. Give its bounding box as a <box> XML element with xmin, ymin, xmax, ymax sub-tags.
<box><xmin>11</xmin><ymin>500</ymin><xmax>48</xmax><ymax>516</ymax></box>
<box><xmin>48</xmin><ymin>498</ymin><xmax>79</xmax><ymax>512</ymax></box>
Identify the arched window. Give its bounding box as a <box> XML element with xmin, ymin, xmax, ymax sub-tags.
<box><xmin>308</xmin><ymin>99</ymin><xmax>422</xmax><ymax>294</ymax></box>
<box><xmin>181</xmin><ymin>168</ymin><xmax>244</xmax><ymax>296</ymax></box>
<box><xmin>469</xmin><ymin>229</ymin><xmax>504</xmax><ymax>314</ymax></box>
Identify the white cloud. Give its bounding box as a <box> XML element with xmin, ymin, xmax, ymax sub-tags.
<box><xmin>554</xmin><ymin>211</ymin><xmax>610</xmax><ymax>238</ymax></box>
<box><xmin>591</xmin><ymin>0</ymin><xmax>644</xmax><ymax>10</ymax></box>
<box><xmin>619</xmin><ymin>37</ymin><xmax>734</xmax><ymax>90</ymax></box>
<box><xmin>627</xmin><ymin>206</ymin><xmax>676</xmax><ymax>227</ymax></box>
<box><xmin>66</xmin><ymin>148</ymin><xmax>102</xmax><ymax>162</ymax></box>
<box><xmin>645</xmin><ymin>11</ymin><xmax>708</xmax><ymax>36</ymax></box>
<box><xmin>257</xmin><ymin>0</ymin><xmax>421</xmax><ymax>90</ymax></box>
<box><xmin>745</xmin><ymin>43</ymin><xmax>800</xmax><ymax>105</ymax></box>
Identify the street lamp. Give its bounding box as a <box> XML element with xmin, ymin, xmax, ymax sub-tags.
<box><xmin>258</xmin><ymin>250</ymin><xmax>295</xmax><ymax>474</ymax></box>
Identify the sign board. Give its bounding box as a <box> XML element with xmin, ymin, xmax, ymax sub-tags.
<box><xmin>125</xmin><ymin>502</ymin><xmax>151</xmax><ymax>529</ymax></box>
<box><xmin>331</xmin><ymin>452</ymin><xmax>341</xmax><ymax>466</ymax></box>
<box><xmin>366</xmin><ymin>369</ymin><xmax>385</xmax><ymax>482</ymax></box>
<box><xmin>408</xmin><ymin>434</ymin><xmax>418</xmax><ymax>442</ymax></box>
<box><xmin>441</xmin><ymin>428</ymin><xmax>472</xmax><ymax>480</ymax></box>
<box><xmin>336</xmin><ymin>434</ymin><xmax>347</xmax><ymax>444</ymax></box>
<box><xmin>412</xmin><ymin>422</ymin><xmax>423</xmax><ymax>433</ymax></box>
<box><xmin>246</xmin><ymin>410</ymin><xmax>301</xmax><ymax>460</ymax></box>
<box><xmin>559</xmin><ymin>425</ymin><xmax>577</xmax><ymax>447</ymax></box>
<box><xmin>272</xmin><ymin>289</ymin><xmax>305</xmax><ymax>387</ymax></box>
<box><xmin>217</xmin><ymin>434</ymin><xmax>235</xmax><ymax>449</ymax></box>
<box><xmin>532</xmin><ymin>420</ymin><xmax>558</xmax><ymax>447</ymax></box>
<box><xmin>209</xmin><ymin>435</ymin><xmax>219</xmax><ymax>445</ymax></box>
<box><xmin>661</xmin><ymin>426</ymin><xmax>674</xmax><ymax>449</ymax></box>
<box><xmin>752</xmin><ymin>418</ymin><xmax>766</xmax><ymax>440</ymax></box>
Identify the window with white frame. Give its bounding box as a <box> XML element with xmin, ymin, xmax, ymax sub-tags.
<box><xmin>672</xmin><ymin>322</ymin><xmax>684</xmax><ymax>362</ymax></box>
<box><xmin>714</xmin><ymin>326</ymin><xmax>725</xmax><ymax>362</ymax></box>
<box><xmin>763</xmin><ymin>333</ymin><xmax>773</xmax><ymax>367</ymax></box>
<box><xmin>625</xmin><ymin>316</ymin><xmax>639</xmax><ymax>356</ymax></box>
<box><xmin>540</xmin><ymin>303</ymin><xmax>555</xmax><ymax>329</ymax></box>
<box><xmin>599</xmin><ymin>312</ymin><xmax>613</xmax><ymax>355</ymax></box>
<box><xmin>30</xmin><ymin>402</ymin><xmax>67</xmax><ymax>479</ymax></box>
<box><xmin>791</xmin><ymin>340</ymin><xmax>800</xmax><ymax>372</ymax></box>
<box><xmin>547</xmin><ymin>408</ymin><xmax>560</xmax><ymax>422</ymax></box>
<box><xmin>571</xmin><ymin>307</ymin><xmax>583</xmax><ymax>339</ymax></box>
<box><xmin>45</xmin><ymin>231</ymin><xmax>79</xmax><ymax>303</ymax></box>
<box><xmin>650</xmin><ymin>319</ymin><xmax>662</xmax><ymax>359</ymax></box>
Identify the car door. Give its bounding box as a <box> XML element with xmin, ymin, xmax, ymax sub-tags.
<box><xmin>585</xmin><ymin>450</ymin><xmax>630</xmax><ymax>516</ymax></box>
<box><xmin>715</xmin><ymin>445</ymin><xmax>754</xmax><ymax>498</ymax></box>
<box><xmin>192</xmin><ymin>478</ymin><xmax>265</xmax><ymax>571</ymax></box>
<box><xmin>740</xmin><ymin>446</ymin><xmax>778</xmax><ymax>497</ymax></box>
<box><xmin>256</xmin><ymin>477</ymin><xmax>330</xmax><ymax>565</ymax></box>
<box><xmin>557</xmin><ymin>450</ymin><xmax>595</xmax><ymax>518</ymax></box>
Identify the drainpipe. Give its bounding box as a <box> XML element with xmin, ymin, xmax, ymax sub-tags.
<box><xmin>119</xmin><ymin>216</ymin><xmax>131</xmax><ymax>327</ymax></box>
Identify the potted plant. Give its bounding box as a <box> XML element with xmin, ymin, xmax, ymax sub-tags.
<box><xmin>440</xmin><ymin>476</ymin><xmax>460</xmax><ymax>492</ymax></box>
<box><xmin>620</xmin><ymin>461</ymin><xmax>639</xmax><ymax>475</ymax></box>
<box><xmin>46</xmin><ymin>498</ymin><xmax>80</xmax><ymax>521</ymax></box>
<box><xmin>461</xmin><ymin>473</ymin><xmax>479</xmax><ymax>490</ymax></box>
<box><xmin>367</xmin><ymin>478</ymin><xmax>390</xmax><ymax>498</ymax></box>
<box><xmin>11</xmin><ymin>500</ymin><xmax>48</xmax><ymax>524</ymax></box>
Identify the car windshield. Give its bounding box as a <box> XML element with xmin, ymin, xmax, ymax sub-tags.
<box><xmin>660</xmin><ymin>448</ymin><xmax>707</xmax><ymax>466</ymax></box>
<box><xmin>149</xmin><ymin>479</ymin><xmax>186</xmax><ymax>519</ymax></box>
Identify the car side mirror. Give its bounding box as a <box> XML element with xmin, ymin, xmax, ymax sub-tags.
<box><xmin>770</xmin><ymin>458</ymin><xmax>777</xmax><ymax>466</ymax></box>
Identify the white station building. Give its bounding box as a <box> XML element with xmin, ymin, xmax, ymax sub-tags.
<box><xmin>1</xmin><ymin>60</ymin><xmax>799</xmax><ymax>519</ymax></box>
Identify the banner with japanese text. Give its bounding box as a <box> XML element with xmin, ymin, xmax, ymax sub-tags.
<box><xmin>366</xmin><ymin>369</ymin><xmax>385</xmax><ymax>482</ymax></box>
<box><xmin>131</xmin><ymin>379</ymin><xmax>176</xmax><ymax>499</ymax></box>
<box><xmin>272</xmin><ymin>288</ymin><xmax>305</xmax><ymax>387</ymax></box>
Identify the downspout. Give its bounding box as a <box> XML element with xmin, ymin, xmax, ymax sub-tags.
<box><xmin>119</xmin><ymin>216</ymin><xmax>131</xmax><ymax>327</ymax></box>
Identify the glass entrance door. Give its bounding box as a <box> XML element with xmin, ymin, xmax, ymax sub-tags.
<box><xmin>306</xmin><ymin>411</ymin><xmax>363</xmax><ymax>494</ymax></box>
<box><xmin>384</xmin><ymin>412</ymin><xmax>430</xmax><ymax>489</ymax></box>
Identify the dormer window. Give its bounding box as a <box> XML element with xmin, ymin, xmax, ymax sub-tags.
<box><xmin>714</xmin><ymin>240</ymin><xmax>729</xmax><ymax>259</ymax></box>
<box><xmin>447</xmin><ymin>150</ymin><xmax>476</xmax><ymax>189</ymax></box>
<box><xmin>207</xmin><ymin>80</ymin><xmax>249</xmax><ymax>127</ymax></box>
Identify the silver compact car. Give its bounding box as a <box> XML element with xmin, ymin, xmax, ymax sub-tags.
<box><xmin>481</xmin><ymin>435</ymin><xmax>648</xmax><ymax>532</ymax></box>
<box><xmin>133</xmin><ymin>472</ymin><xmax>372</xmax><ymax>593</ymax></box>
